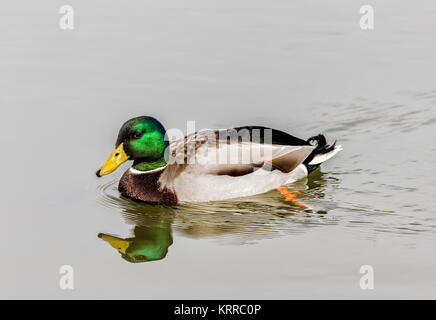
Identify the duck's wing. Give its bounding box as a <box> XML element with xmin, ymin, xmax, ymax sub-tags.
<box><xmin>159</xmin><ymin>128</ymin><xmax>315</xmax><ymax>189</ymax></box>
<box><xmin>232</xmin><ymin>125</ymin><xmax>309</xmax><ymax>146</ymax></box>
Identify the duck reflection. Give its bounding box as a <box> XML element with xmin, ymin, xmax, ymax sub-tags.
<box><xmin>98</xmin><ymin>226</ymin><xmax>172</xmax><ymax>263</ymax></box>
<box><xmin>98</xmin><ymin>170</ymin><xmax>338</xmax><ymax>263</ymax></box>
<box><xmin>98</xmin><ymin>205</ymin><xmax>175</xmax><ymax>263</ymax></box>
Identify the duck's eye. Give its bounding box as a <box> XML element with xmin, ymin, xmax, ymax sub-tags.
<box><xmin>133</xmin><ymin>132</ymin><xmax>143</xmax><ymax>139</ymax></box>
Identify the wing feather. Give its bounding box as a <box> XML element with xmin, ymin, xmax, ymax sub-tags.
<box><xmin>158</xmin><ymin>129</ymin><xmax>314</xmax><ymax>189</ymax></box>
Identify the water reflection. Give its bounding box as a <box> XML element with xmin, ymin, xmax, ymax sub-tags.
<box><xmin>97</xmin><ymin>170</ymin><xmax>339</xmax><ymax>263</ymax></box>
<box><xmin>98</xmin><ymin>211</ymin><xmax>174</xmax><ymax>263</ymax></box>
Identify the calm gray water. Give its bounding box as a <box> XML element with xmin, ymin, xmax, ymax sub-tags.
<box><xmin>1</xmin><ymin>0</ymin><xmax>436</xmax><ymax>299</ymax></box>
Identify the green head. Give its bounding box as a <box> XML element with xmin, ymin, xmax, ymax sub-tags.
<box><xmin>96</xmin><ymin>116</ymin><xmax>168</xmax><ymax>176</ymax></box>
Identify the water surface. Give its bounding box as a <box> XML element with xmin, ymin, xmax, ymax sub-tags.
<box><xmin>1</xmin><ymin>0</ymin><xmax>436</xmax><ymax>298</ymax></box>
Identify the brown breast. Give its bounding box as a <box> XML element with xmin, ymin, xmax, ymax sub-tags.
<box><xmin>118</xmin><ymin>168</ymin><xmax>178</xmax><ymax>205</ymax></box>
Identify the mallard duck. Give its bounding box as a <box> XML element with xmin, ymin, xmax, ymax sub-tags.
<box><xmin>96</xmin><ymin>116</ymin><xmax>341</xmax><ymax>205</ymax></box>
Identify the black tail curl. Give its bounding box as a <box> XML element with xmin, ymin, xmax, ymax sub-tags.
<box><xmin>304</xmin><ymin>134</ymin><xmax>336</xmax><ymax>166</ymax></box>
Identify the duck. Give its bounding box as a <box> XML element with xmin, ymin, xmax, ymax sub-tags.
<box><xmin>96</xmin><ymin>116</ymin><xmax>342</xmax><ymax>205</ymax></box>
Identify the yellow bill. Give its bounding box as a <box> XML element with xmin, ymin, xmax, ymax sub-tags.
<box><xmin>96</xmin><ymin>143</ymin><xmax>129</xmax><ymax>177</ymax></box>
<box><xmin>98</xmin><ymin>233</ymin><xmax>130</xmax><ymax>254</ymax></box>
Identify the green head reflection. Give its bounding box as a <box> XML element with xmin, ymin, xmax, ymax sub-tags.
<box><xmin>98</xmin><ymin>199</ymin><xmax>175</xmax><ymax>263</ymax></box>
<box><xmin>98</xmin><ymin>225</ymin><xmax>172</xmax><ymax>263</ymax></box>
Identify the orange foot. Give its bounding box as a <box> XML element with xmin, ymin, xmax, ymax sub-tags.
<box><xmin>276</xmin><ymin>186</ymin><xmax>313</xmax><ymax>210</ymax></box>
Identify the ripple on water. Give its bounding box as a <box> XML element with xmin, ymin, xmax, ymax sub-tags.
<box><xmin>96</xmin><ymin>171</ymin><xmax>343</xmax><ymax>243</ymax></box>
<box><xmin>309</xmin><ymin>93</ymin><xmax>436</xmax><ymax>138</ymax></box>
